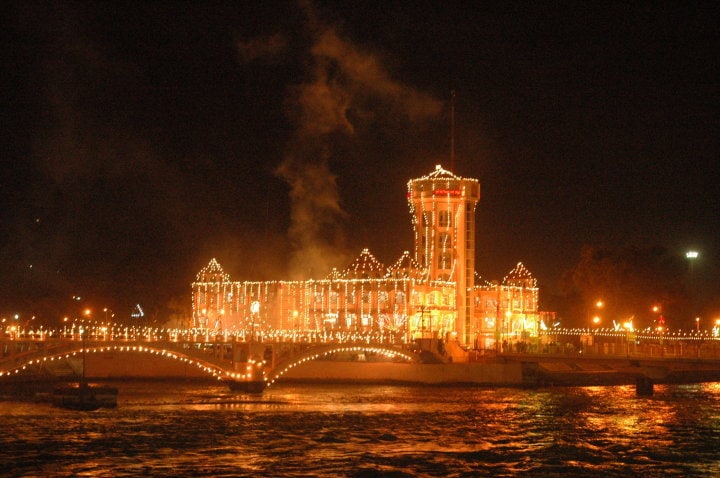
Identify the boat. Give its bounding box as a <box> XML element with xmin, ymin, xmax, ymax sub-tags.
<box><xmin>53</xmin><ymin>382</ymin><xmax>118</xmax><ymax>411</ymax></box>
<box><xmin>225</xmin><ymin>379</ymin><xmax>266</xmax><ymax>394</ymax></box>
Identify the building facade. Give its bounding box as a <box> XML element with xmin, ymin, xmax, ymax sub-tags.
<box><xmin>192</xmin><ymin>165</ymin><xmax>541</xmax><ymax>349</ymax></box>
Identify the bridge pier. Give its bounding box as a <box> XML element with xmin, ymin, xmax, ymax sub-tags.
<box><xmin>635</xmin><ymin>376</ymin><xmax>654</xmax><ymax>396</ymax></box>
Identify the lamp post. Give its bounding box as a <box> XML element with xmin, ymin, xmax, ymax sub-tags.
<box><xmin>587</xmin><ymin>300</ymin><xmax>603</xmax><ymax>325</ymax></box>
<box><xmin>687</xmin><ymin>250</ymin><xmax>699</xmax><ymax>327</ymax></box>
<box><xmin>587</xmin><ymin>300</ymin><xmax>603</xmax><ymax>354</ymax></box>
<box><xmin>592</xmin><ymin>300</ymin><xmax>603</xmax><ymax>325</ymax></box>
<box><xmin>250</xmin><ymin>301</ymin><xmax>260</xmax><ymax>340</ymax></box>
<box><xmin>623</xmin><ymin>320</ymin><xmax>633</xmax><ymax>357</ymax></box>
<box><xmin>504</xmin><ymin>310</ymin><xmax>512</xmax><ymax>352</ymax></box>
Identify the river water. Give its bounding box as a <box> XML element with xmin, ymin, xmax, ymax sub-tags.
<box><xmin>1</xmin><ymin>380</ymin><xmax>719</xmax><ymax>477</ymax></box>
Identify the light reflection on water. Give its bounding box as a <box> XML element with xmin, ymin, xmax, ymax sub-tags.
<box><xmin>1</xmin><ymin>381</ymin><xmax>720</xmax><ymax>477</ymax></box>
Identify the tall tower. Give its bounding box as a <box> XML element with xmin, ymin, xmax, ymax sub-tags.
<box><xmin>407</xmin><ymin>165</ymin><xmax>481</xmax><ymax>344</ymax></box>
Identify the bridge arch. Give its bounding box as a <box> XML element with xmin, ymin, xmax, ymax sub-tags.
<box><xmin>265</xmin><ymin>344</ymin><xmax>418</xmax><ymax>388</ymax></box>
<box><xmin>0</xmin><ymin>344</ymin><xmax>253</xmax><ymax>382</ymax></box>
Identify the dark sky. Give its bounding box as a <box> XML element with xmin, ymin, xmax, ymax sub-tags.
<box><xmin>2</xmin><ymin>1</ymin><xmax>719</xmax><ymax>320</ymax></box>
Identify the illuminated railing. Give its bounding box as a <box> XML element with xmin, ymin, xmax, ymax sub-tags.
<box><xmin>2</xmin><ymin>324</ymin><xmax>409</xmax><ymax>345</ymax></box>
<box><xmin>546</xmin><ymin>327</ymin><xmax>720</xmax><ymax>342</ymax></box>
<box><xmin>266</xmin><ymin>345</ymin><xmax>416</xmax><ymax>388</ymax></box>
<box><xmin>0</xmin><ymin>344</ymin><xmax>265</xmax><ymax>382</ymax></box>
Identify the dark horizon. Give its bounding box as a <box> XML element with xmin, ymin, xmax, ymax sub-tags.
<box><xmin>2</xmin><ymin>1</ymin><xmax>718</xmax><ymax>323</ymax></box>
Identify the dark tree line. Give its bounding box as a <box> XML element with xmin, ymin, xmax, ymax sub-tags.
<box><xmin>560</xmin><ymin>244</ymin><xmax>691</xmax><ymax>329</ymax></box>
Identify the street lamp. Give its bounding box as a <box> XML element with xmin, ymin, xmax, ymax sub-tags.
<box><xmin>695</xmin><ymin>316</ymin><xmax>700</xmax><ymax>332</ymax></box>
<box><xmin>686</xmin><ymin>251</ymin><xmax>700</xmax><ymax>326</ymax></box>
<box><xmin>588</xmin><ymin>299</ymin><xmax>603</xmax><ymax>327</ymax></box>
<box><xmin>623</xmin><ymin>320</ymin><xmax>634</xmax><ymax>356</ymax></box>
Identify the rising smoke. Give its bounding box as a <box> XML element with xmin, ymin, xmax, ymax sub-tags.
<box><xmin>239</xmin><ymin>3</ymin><xmax>443</xmax><ymax>279</ymax></box>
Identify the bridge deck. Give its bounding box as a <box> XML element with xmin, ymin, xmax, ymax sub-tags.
<box><xmin>4</xmin><ymin>336</ymin><xmax>720</xmax><ymax>392</ymax></box>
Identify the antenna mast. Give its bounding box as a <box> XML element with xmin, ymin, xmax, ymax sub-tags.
<box><xmin>450</xmin><ymin>90</ymin><xmax>456</xmax><ymax>173</ymax></box>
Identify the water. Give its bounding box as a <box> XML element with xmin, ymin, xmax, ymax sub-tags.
<box><xmin>2</xmin><ymin>380</ymin><xmax>719</xmax><ymax>477</ymax></box>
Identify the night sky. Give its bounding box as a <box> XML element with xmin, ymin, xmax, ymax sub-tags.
<box><xmin>2</xmin><ymin>1</ymin><xmax>719</xmax><ymax>321</ymax></box>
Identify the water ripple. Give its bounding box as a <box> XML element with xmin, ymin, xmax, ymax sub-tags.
<box><xmin>1</xmin><ymin>382</ymin><xmax>720</xmax><ymax>476</ymax></box>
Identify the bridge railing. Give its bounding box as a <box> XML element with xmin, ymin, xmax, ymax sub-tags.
<box><xmin>498</xmin><ymin>335</ymin><xmax>720</xmax><ymax>361</ymax></box>
<box><xmin>7</xmin><ymin>325</ymin><xmax>720</xmax><ymax>367</ymax></box>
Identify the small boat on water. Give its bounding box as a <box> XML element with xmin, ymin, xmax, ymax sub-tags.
<box><xmin>225</xmin><ymin>379</ymin><xmax>266</xmax><ymax>394</ymax></box>
<box><xmin>53</xmin><ymin>382</ymin><xmax>118</xmax><ymax>411</ymax></box>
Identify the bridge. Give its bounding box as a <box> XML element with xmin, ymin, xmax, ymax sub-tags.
<box><xmin>0</xmin><ymin>328</ymin><xmax>420</xmax><ymax>391</ymax></box>
<box><xmin>3</xmin><ymin>326</ymin><xmax>720</xmax><ymax>395</ymax></box>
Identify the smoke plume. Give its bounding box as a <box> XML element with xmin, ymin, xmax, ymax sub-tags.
<box><xmin>243</xmin><ymin>4</ymin><xmax>443</xmax><ymax>279</ymax></box>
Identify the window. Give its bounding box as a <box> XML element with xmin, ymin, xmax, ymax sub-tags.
<box><xmin>439</xmin><ymin>252</ymin><xmax>453</xmax><ymax>269</ymax></box>
<box><xmin>439</xmin><ymin>210</ymin><xmax>452</xmax><ymax>227</ymax></box>
<box><xmin>438</xmin><ymin>232</ymin><xmax>451</xmax><ymax>249</ymax></box>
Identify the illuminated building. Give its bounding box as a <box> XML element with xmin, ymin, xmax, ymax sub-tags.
<box><xmin>192</xmin><ymin>165</ymin><xmax>541</xmax><ymax>349</ymax></box>
<box><xmin>407</xmin><ymin>164</ymin><xmax>480</xmax><ymax>343</ymax></box>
